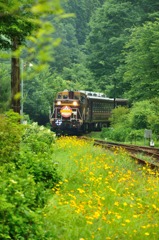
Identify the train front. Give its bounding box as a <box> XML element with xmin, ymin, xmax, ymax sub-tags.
<box><xmin>50</xmin><ymin>90</ymin><xmax>84</xmax><ymax>135</ymax></box>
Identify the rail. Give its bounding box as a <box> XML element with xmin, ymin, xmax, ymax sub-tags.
<box><xmin>81</xmin><ymin>137</ymin><xmax>159</xmax><ymax>170</ymax></box>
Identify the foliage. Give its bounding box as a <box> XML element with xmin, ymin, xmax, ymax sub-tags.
<box><xmin>23</xmin><ymin>67</ymin><xmax>70</xmax><ymax>125</ymax></box>
<box><xmin>44</xmin><ymin>136</ymin><xmax>159</xmax><ymax>239</ymax></box>
<box><xmin>20</xmin><ymin>123</ymin><xmax>60</xmax><ymax>192</ymax></box>
<box><xmin>0</xmin><ymin>0</ymin><xmax>66</xmax><ymax>114</ymax></box>
<box><xmin>101</xmin><ymin>125</ymin><xmax>131</xmax><ymax>142</ymax></box>
<box><xmin>148</xmin><ymin>98</ymin><xmax>159</xmax><ymax>134</ymax></box>
<box><xmin>23</xmin><ymin>61</ymin><xmax>96</xmax><ymax>125</ymax></box>
<box><xmin>50</xmin><ymin>20</ymin><xmax>80</xmax><ymax>73</ymax></box>
<box><xmin>100</xmin><ymin>106</ymin><xmax>131</xmax><ymax>142</ymax></box>
<box><xmin>127</xmin><ymin>129</ymin><xmax>144</xmax><ymax>143</ymax></box>
<box><xmin>100</xmin><ymin>127</ymin><xmax>113</xmax><ymax>140</ymax></box>
<box><xmin>85</xmin><ymin>0</ymin><xmax>141</xmax><ymax>94</ymax></box>
<box><xmin>109</xmin><ymin>106</ymin><xmax>130</xmax><ymax>126</ymax></box>
<box><xmin>62</xmin><ymin>63</ymin><xmax>96</xmax><ymax>91</ymax></box>
<box><xmin>101</xmin><ymin>99</ymin><xmax>159</xmax><ymax>142</ymax></box>
<box><xmin>0</xmin><ymin>0</ymin><xmax>65</xmax><ymax>63</ymax></box>
<box><xmin>1</xmin><ymin>0</ymin><xmax>159</xmax><ymax>125</ymax></box>
<box><xmin>0</xmin><ymin>0</ymin><xmax>34</xmax><ymax>50</ymax></box>
<box><xmin>128</xmin><ymin>101</ymin><xmax>151</xmax><ymax>130</ymax></box>
<box><xmin>0</xmin><ymin>62</ymin><xmax>11</xmax><ymax>112</ymax></box>
<box><xmin>64</xmin><ymin>0</ymin><xmax>105</xmax><ymax>45</ymax></box>
<box><xmin>0</xmin><ymin>110</ymin><xmax>23</xmax><ymax>163</ymax></box>
<box><xmin>123</xmin><ymin>19</ymin><xmax>159</xmax><ymax>101</ymax></box>
<box><xmin>0</xmin><ymin>112</ymin><xmax>61</xmax><ymax>239</ymax></box>
<box><xmin>0</xmin><ymin>167</ymin><xmax>46</xmax><ymax>240</ymax></box>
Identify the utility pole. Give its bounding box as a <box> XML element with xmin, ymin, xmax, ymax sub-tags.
<box><xmin>113</xmin><ymin>78</ymin><xmax>116</xmax><ymax>108</ymax></box>
<box><xmin>20</xmin><ymin>59</ymin><xmax>24</xmax><ymax>121</ymax></box>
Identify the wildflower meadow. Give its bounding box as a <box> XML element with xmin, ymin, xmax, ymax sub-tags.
<box><xmin>44</xmin><ymin>136</ymin><xmax>159</xmax><ymax>240</ymax></box>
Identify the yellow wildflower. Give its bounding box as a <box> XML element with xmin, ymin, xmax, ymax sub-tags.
<box><xmin>114</xmin><ymin>201</ymin><xmax>119</xmax><ymax>206</ymax></box>
<box><xmin>123</xmin><ymin>202</ymin><xmax>128</xmax><ymax>206</ymax></box>
<box><xmin>125</xmin><ymin>219</ymin><xmax>130</xmax><ymax>223</ymax></box>
<box><xmin>86</xmin><ymin>221</ymin><xmax>93</xmax><ymax>225</ymax></box>
<box><xmin>145</xmin><ymin>232</ymin><xmax>150</xmax><ymax>236</ymax></box>
<box><xmin>77</xmin><ymin>188</ymin><xmax>85</xmax><ymax>194</ymax></box>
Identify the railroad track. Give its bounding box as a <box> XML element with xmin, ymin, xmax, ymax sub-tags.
<box><xmin>81</xmin><ymin>137</ymin><xmax>159</xmax><ymax>169</ymax></box>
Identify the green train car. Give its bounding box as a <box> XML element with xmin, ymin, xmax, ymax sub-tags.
<box><xmin>50</xmin><ymin>90</ymin><xmax>127</xmax><ymax>135</ymax></box>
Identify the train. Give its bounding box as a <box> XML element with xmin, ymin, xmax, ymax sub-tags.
<box><xmin>49</xmin><ymin>90</ymin><xmax>128</xmax><ymax>135</ymax></box>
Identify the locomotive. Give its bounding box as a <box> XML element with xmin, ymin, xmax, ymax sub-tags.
<box><xmin>50</xmin><ymin>90</ymin><xmax>127</xmax><ymax>135</ymax></box>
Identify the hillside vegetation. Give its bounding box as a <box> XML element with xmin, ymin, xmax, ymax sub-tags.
<box><xmin>1</xmin><ymin>112</ymin><xmax>159</xmax><ymax>239</ymax></box>
<box><xmin>1</xmin><ymin>0</ymin><xmax>159</xmax><ymax>125</ymax></box>
<box><xmin>101</xmin><ymin>99</ymin><xmax>159</xmax><ymax>145</ymax></box>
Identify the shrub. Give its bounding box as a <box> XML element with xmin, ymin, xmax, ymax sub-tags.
<box><xmin>109</xmin><ymin>106</ymin><xmax>129</xmax><ymax>126</ymax></box>
<box><xmin>0</xmin><ymin>110</ymin><xmax>24</xmax><ymax>163</ymax></box>
<box><xmin>0</xmin><ymin>166</ymin><xmax>46</xmax><ymax>240</ymax></box>
<box><xmin>0</xmin><ymin>113</ymin><xmax>61</xmax><ymax>239</ymax></box>
<box><xmin>101</xmin><ymin>126</ymin><xmax>131</xmax><ymax>142</ymax></box>
<box><xmin>104</xmin><ymin>100</ymin><xmax>159</xmax><ymax>142</ymax></box>
<box><xmin>100</xmin><ymin>127</ymin><xmax>112</xmax><ymax>140</ymax></box>
<box><xmin>126</xmin><ymin>129</ymin><xmax>144</xmax><ymax>143</ymax></box>
<box><xmin>128</xmin><ymin>101</ymin><xmax>152</xmax><ymax>130</ymax></box>
<box><xmin>110</xmin><ymin>125</ymin><xmax>131</xmax><ymax>142</ymax></box>
<box><xmin>20</xmin><ymin>123</ymin><xmax>60</xmax><ymax>192</ymax></box>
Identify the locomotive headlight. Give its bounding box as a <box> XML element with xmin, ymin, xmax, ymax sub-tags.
<box><xmin>73</xmin><ymin>101</ymin><xmax>78</xmax><ymax>106</ymax></box>
<box><xmin>57</xmin><ymin>101</ymin><xmax>61</xmax><ymax>105</ymax></box>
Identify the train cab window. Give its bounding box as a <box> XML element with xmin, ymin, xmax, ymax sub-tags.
<box><xmin>57</xmin><ymin>94</ymin><xmax>62</xmax><ymax>99</ymax></box>
<box><xmin>81</xmin><ymin>96</ymin><xmax>86</xmax><ymax>103</ymax></box>
<box><xmin>63</xmin><ymin>95</ymin><xmax>68</xmax><ymax>99</ymax></box>
<box><xmin>74</xmin><ymin>95</ymin><xmax>79</xmax><ymax>100</ymax></box>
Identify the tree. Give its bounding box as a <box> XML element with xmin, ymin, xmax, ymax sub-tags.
<box><xmin>0</xmin><ymin>62</ymin><xmax>10</xmax><ymax>112</ymax></box>
<box><xmin>23</xmin><ymin>66</ymin><xmax>70</xmax><ymax>125</ymax></box>
<box><xmin>62</xmin><ymin>62</ymin><xmax>96</xmax><ymax>91</ymax></box>
<box><xmin>64</xmin><ymin>0</ymin><xmax>104</xmax><ymax>45</ymax></box>
<box><xmin>50</xmin><ymin>20</ymin><xmax>80</xmax><ymax>73</ymax></box>
<box><xmin>123</xmin><ymin>19</ymin><xmax>159</xmax><ymax>101</ymax></box>
<box><xmin>0</xmin><ymin>0</ymin><xmax>64</xmax><ymax>113</ymax></box>
<box><xmin>85</xmin><ymin>0</ymin><xmax>159</xmax><ymax>97</ymax></box>
<box><xmin>0</xmin><ymin>0</ymin><xmax>35</xmax><ymax>113</ymax></box>
<box><xmin>85</xmin><ymin>0</ymin><xmax>140</xmax><ymax>95</ymax></box>
<box><xmin>49</xmin><ymin>0</ymin><xmax>105</xmax><ymax>74</ymax></box>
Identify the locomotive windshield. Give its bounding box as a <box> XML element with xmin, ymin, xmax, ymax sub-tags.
<box><xmin>57</xmin><ymin>94</ymin><xmax>62</xmax><ymax>99</ymax></box>
<box><xmin>63</xmin><ymin>95</ymin><xmax>68</xmax><ymax>99</ymax></box>
<box><xmin>57</xmin><ymin>93</ymin><xmax>68</xmax><ymax>99</ymax></box>
<box><xmin>57</xmin><ymin>91</ymin><xmax>81</xmax><ymax>100</ymax></box>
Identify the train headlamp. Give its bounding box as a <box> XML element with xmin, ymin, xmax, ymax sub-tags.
<box><xmin>73</xmin><ymin>101</ymin><xmax>78</xmax><ymax>106</ymax></box>
<box><xmin>57</xmin><ymin>101</ymin><xmax>61</xmax><ymax>105</ymax></box>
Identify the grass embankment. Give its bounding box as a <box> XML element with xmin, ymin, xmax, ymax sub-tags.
<box><xmin>88</xmin><ymin>131</ymin><xmax>159</xmax><ymax>147</ymax></box>
<box><xmin>44</xmin><ymin>136</ymin><xmax>159</xmax><ymax>240</ymax></box>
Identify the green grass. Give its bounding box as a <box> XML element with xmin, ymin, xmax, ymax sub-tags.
<box><xmin>89</xmin><ymin>131</ymin><xmax>159</xmax><ymax>148</ymax></box>
<box><xmin>44</xmin><ymin>136</ymin><xmax>159</xmax><ymax>240</ymax></box>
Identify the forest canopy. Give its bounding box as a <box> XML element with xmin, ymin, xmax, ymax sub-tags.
<box><xmin>1</xmin><ymin>0</ymin><xmax>159</xmax><ymax>124</ymax></box>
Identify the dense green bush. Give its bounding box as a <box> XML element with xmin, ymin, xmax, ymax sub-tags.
<box><xmin>0</xmin><ymin>110</ymin><xmax>24</xmax><ymax>163</ymax></box>
<box><xmin>110</xmin><ymin>126</ymin><xmax>131</xmax><ymax>142</ymax></box>
<box><xmin>0</xmin><ymin>112</ymin><xmax>60</xmax><ymax>239</ymax></box>
<box><xmin>101</xmin><ymin>100</ymin><xmax>159</xmax><ymax>143</ymax></box>
<box><xmin>101</xmin><ymin>106</ymin><xmax>131</xmax><ymax>142</ymax></box>
<box><xmin>101</xmin><ymin>126</ymin><xmax>131</xmax><ymax>142</ymax></box>
<box><xmin>126</xmin><ymin>129</ymin><xmax>144</xmax><ymax>143</ymax></box>
<box><xmin>0</xmin><ymin>166</ymin><xmax>46</xmax><ymax>240</ymax></box>
<box><xmin>100</xmin><ymin>127</ymin><xmax>112</xmax><ymax>140</ymax></box>
<box><xmin>128</xmin><ymin>101</ymin><xmax>152</xmax><ymax>130</ymax></box>
<box><xmin>109</xmin><ymin>106</ymin><xmax>130</xmax><ymax>126</ymax></box>
<box><xmin>20</xmin><ymin>123</ymin><xmax>61</xmax><ymax>201</ymax></box>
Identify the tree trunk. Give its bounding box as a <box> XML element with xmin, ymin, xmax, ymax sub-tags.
<box><xmin>11</xmin><ymin>37</ymin><xmax>21</xmax><ymax>113</ymax></box>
